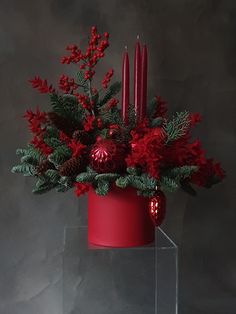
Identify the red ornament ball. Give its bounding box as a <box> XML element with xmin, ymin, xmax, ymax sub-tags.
<box><xmin>89</xmin><ymin>139</ymin><xmax>126</xmax><ymax>173</ymax></box>
<box><xmin>148</xmin><ymin>191</ymin><xmax>166</xmax><ymax>226</ymax></box>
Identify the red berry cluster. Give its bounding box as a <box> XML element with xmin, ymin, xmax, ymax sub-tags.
<box><xmin>102</xmin><ymin>69</ymin><xmax>114</xmax><ymax>88</ymax></box>
<box><xmin>83</xmin><ymin>115</ymin><xmax>95</xmax><ymax>131</ymax></box>
<box><xmin>75</xmin><ymin>93</ymin><xmax>93</xmax><ymax>109</ymax></box>
<box><xmin>29</xmin><ymin>76</ymin><xmax>55</xmax><ymax>94</ymax></box>
<box><xmin>24</xmin><ymin>108</ymin><xmax>53</xmax><ymax>156</ymax></box>
<box><xmin>30</xmin><ymin>135</ymin><xmax>53</xmax><ymax>156</ymax></box>
<box><xmin>61</xmin><ymin>45</ymin><xmax>83</xmax><ymax>64</ymax></box>
<box><xmin>106</xmin><ymin>97</ymin><xmax>119</xmax><ymax>109</ymax></box>
<box><xmin>59</xmin><ymin>131</ymin><xmax>70</xmax><ymax>144</ymax></box>
<box><xmin>58</xmin><ymin>75</ymin><xmax>78</xmax><ymax>94</ymax></box>
<box><xmin>68</xmin><ymin>139</ymin><xmax>86</xmax><ymax>158</ymax></box>
<box><xmin>74</xmin><ymin>182</ymin><xmax>90</xmax><ymax>197</ymax></box>
<box><xmin>61</xmin><ymin>26</ymin><xmax>109</xmax><ymax>80</ymax></box>
<box><xmin>24</xmin><ymin>108</ymin><xmax>47</xmax><ymax>135</ymax></box>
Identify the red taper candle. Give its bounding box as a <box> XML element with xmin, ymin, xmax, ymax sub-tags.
<box><xmin>122</xmin><ymin>48</ymin><xmax>130</xmax><ymax>124</ymax></box>
<box><xmin>140</xmin><ymin>44</ymin><xmax>147</xmax><ymax>121</ymax></box>
<box><xmin>134</xmin><ymin>39</ymin><xmax>141</xmax><ymax>123</ymax></box>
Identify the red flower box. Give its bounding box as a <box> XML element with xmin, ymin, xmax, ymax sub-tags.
<box><xmin>88</xmin><ymin>185</ymin><xmax>155</xmax><ymax>247</ymax></box>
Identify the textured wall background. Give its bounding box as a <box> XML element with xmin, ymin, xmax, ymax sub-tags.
<box><xmin>0</xmin><ymin>0</ymin><xmax>235</xmax><ymax>313</ymax></box>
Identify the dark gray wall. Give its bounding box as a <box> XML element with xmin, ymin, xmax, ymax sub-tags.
<box><xmin>0</xmin><ymin>0</ymin><xmax>235</xmax><ymax>313</ymax></box>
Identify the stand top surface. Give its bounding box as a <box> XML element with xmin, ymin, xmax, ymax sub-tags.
<box><xmin>63</xmin><ymin>226</ymin><xmax>177</xmax><ymax>253</ymax></box>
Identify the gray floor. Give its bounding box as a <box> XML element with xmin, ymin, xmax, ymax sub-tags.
<box><xmin>0</xmin><ymin>1</ymin><xmax>236</xmax><ymax>313</ymax></box>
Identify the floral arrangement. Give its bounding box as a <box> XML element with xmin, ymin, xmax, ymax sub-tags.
<box><xmin>12</xmin><ymin>26</ymin><xmax>225</xmax><ymax>203</ymax></box>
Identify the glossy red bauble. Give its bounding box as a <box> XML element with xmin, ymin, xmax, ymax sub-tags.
<box><xmin>148</xmin><ymin>191</ymin><xmax>166</xmax><ymax>226</ymax></box>
<box><xmin>89</xmin><ymin>139</ymin><xmax>126</xmax><ymax>173</ymax></box>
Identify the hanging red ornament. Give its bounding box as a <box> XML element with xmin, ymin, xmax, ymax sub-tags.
<box><xmin>148</xmin><ymin>191</ymin><xmax>166</xmax><ymax>226</ymax></box>
<box><xmin>89</xmin><ymin>139</ymin><xmax>126</xmax><ymax>173</ymax></box>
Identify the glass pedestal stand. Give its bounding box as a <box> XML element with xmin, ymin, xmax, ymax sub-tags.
<box><xmin>63</xmin><ymin>226</ymin><xmax>178</xmax><ymax>314</ymax></box>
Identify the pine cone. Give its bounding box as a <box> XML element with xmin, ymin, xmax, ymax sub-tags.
<box><xmin>59</xmin><ymin>157</ymin><xmax>84</xmax><ymax>177</ymax></box>
<box><xmin>72</xmin><ymin>130</ymin><xmax>92</xmax><ymax>145</ymax></box>
<box><xmin>47</xmin><ymin>112</ymin><xmax>78</xmax><ymax>136</ymax></box>
<box><xmin>36</xmin><ymin>160</ymin><xmax>54</xmax><ymax>175</ymax></box>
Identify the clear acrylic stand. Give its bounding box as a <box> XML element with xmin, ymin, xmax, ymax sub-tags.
<box><xmin>63</xmin><ymin>226</ymin><xmax>178</xmax><ymax>314</ymax></box>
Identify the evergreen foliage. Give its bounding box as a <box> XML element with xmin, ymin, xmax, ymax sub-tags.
<box><xmin>99</xmin><ymin>82</ymin><xmax>121</xmax><ymax>106</ymax></box>
<box><xmin>43</xmin><ymin>137</ymin><xmax>62</xmax><ymax>149</ymax></box>
<box><xmin>160</xmin><ymin>176</ymin><xmax>179</xmax><ymax>193</ymax></box>
<box><xmin>180</xmin><ymin>180</ymin><xmax>197</xmax><ymax>196</ymax></box>
<box><xmin>127</xmin><ymin>104</ymin><xmax>136</xmax><ymax>129</ymax></box>
<box><xmin>56</xmin><ymin>176</ymin><xmax>73</xmax><ymax>192</ymax></box>
<box><xmin>95</xmin><ymin>173</ymin><xmax>119</xmax><ymax>181</ymax></box>
<box><xmin>76</xmin><ymin>171</ymin><xmax>97</xmax><ymax>183</ymax></box>
<box><xmin>116</xmin><ymin>173</ymin><xmax>157</xmax><ymax>194</ymax></box>
<box><xmin>11</xmin><ymin>163</ymin><xmax>36</xmax><ymax>177</ymax></box>
<box><xmin>95</xmin><ymin>180</ymin><xmax>110</xmax><ymax>196</ymax></box>
<box><xmin>12</xmin><ymin>26</ymin><xmax>224</xmax><ymax>200</ymax></box>
<box><xmin>164</xmin><ymin>111</ymin><xmax>190</xmax><ymax>142</ymax></box>
<box><xmin>32</xmin><ymin>178</ymin><xmax>56</xmax><ymax>194</ymax></box>
<box><xmin>99</xmin><ymin>106</ymin><xmax>123</xmax><ymax>126</ymax></box>
<box><xmin>48</xmin><ymin>145</ymin><xmax>71</xmax><ymax>167</ymax></box>
<box><xmin>150</xmin><ymin>117</ymin><xmax>163</xmax><ymax>128</ymax></box>
<box><xmin>50</xmin><ymin>93</ymin><xmax>86</xmax><ymax>124</ymax></box>
<box><xmin>163</xmin><ymin>165</ymin><xmax>198</xmax><ymax>181</ymax></box>
<box><xmin>76</xmin><ymin>70</ymin><xmax>88</xmax><ymax>87</ymax></box>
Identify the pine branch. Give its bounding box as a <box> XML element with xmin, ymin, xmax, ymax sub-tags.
<box><xmin>164</xmin><ymin>111</ymin><xmax>190</xmax><ymax>143</ymax></box>
<box><xmin>150</xmin><ymin>117</ymin><xmax>163</xmax><ymax>128</ymax></box>
<box><xmin>48</xmin><ymin>145</ymin><xmax>71</xmax><ymax>167</ymax></box>
<box><xmin>16</xmin><ymin>145</ymin><xmax>43</xmax><ymax>161</ymax></box>
<box><xmin>32</xmin><ymin>178</ymin><xmax>56</xmax><ymax>194</ymax></box>
<box><xmin>137</xmin><ymin>190</ymin><xmax>155</xmax><ymax>197</ymax></box>
<box><xmin>95</xmin><ymin>180</ymin><xmax>109</xmax><ymax>196</ymax></box>
<box><xmin>43</xmin><ymin>137</ymin><xmax>62</xmax><ymax>149</ymax></box>
<box><xmin>127</xmin><ymin>104</ymin><xmax>136</xmax><ymax>129</ymax></box>
<box><xmin>99</xmin><ymin>82</ymin><xmax>121</xmax><ymax>106</ymax></box>
<box><xmin>32</xmin><ymin>169</ymin><xmax>60</xmax><ymax>194</ymax></box>
<box><xmin>44</xmin><ymin>169</ymin><xmax>60</xmax><ymax>183</ymax></box>
<box><xmin>50</xmin><ymin>94</ymin><xmax>86</xmax><ymax>124</ymax></box>
<box><xmin>160</xmin><ymin>176</ymin><xmax>179</xmax><ymax>193</ymax></box>
<box><xmin>147</xmin><ymin>97</ymin><xmax>158</xmax><ymax>119</ymax></box>
<box><xmin>180</xmin><ymin>180</ymin><xmax>197</xmax><ymax>196</ymax></box>
<box><xmin>126</xmin><ymin>167</ymin><xmax>140</xmax><ymax>176</ymax></box>
<box><xmin>99</xmin><ymin>106</ymin><xmax>123</xmax><ymax>126</ymax></box>
<box><xmin>56</xmin><ymin>176</ymin><xmax>73</xmax><ymax>192</ymax></box>
<box><xmin>163</xmin><ymin>165</ymin><xmax>198</xmax><ymax>181</ymax></box>
<box><xmin>44</xmin><ymin>126</ymin><xmax>59</xmax><ymax>138</ymax></box>
<box><xmin>95</xmin><ymin>173</ymin><xmax>119</xmax><ymax>181</ymax></box>
<box><xmin>16</xmin><ymin>145</ymin><xmax>44</xmax><ymax>167</ymax></box>
<box><xmin>20</xmin><ymin>155</ymin><xmax>38</xmax><ymax>166</ymax></box>
<box><xmin>116</xmin><ymin>173</ymin><xmax>157</xmax><ymax>192</ymax></box>
<box><xmin>76</xmin><ymin>71</ymin><xmax>88</xmax><ymax>87</ymax></box>
<box><xmin>139</xmin><ymin>173</ymin><xmax>157</xmax><ymax>190</ymax></box>
<box><xmin>115</xmin><ymin>175</ymin><xmax>129</xmax><ymax>188</ymax></box>
<box><xmin>76</xmin><ymin>171</ymin><xmax>97</xmax><ymax>183</ymax></box>
<box><xmin>11</xmin><ymin>164</ymin><xmax>36</xmax><ymax>176</ymax></box>
<box><xmin>16</xmin><ymin>148</ymin><xmax>29</xmax><ymax>156</ymax></box>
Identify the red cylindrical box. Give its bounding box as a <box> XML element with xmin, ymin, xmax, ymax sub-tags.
<box><xmin>88</xmin><ymin>185</ymin><xmax>155</xmax><ymax>247</ymax></box>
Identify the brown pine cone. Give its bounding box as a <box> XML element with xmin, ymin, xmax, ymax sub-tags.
<box><xmin>47</xmin><ymin>112</ymin><xmax>78</xmax><ymax>136</ymax></box>
<box><xmin>59</xmin><ymin>157</ymin><xmax>84</xmax><ymax>177</ymax></box>
<box><xmin>36</xmin><ymin>160</ymin><xmax>54</xmax><ymax>175</ymax></box>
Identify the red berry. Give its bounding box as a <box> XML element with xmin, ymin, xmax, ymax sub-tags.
<box><xmin>91</xmin><ymin>26</ymin><xmax>97</xmax><ymax>33</ymax></box>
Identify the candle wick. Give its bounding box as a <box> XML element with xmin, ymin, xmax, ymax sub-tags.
<box><xmin>125</xmin><ymin>45</ymin><xmax>128</xmax><ymax>50</ymax></box>
<box><xmin>136</xmin><ymin>34</ymin><xmax>140</xmax><ymax>40</ymax></box>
